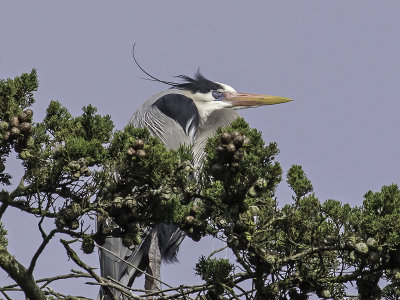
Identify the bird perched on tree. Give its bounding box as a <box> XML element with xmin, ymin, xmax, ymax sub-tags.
<box><xmin>98</xmin><ymin>50</ymin><xmax>292</xmax><ymax>299</ymax></box>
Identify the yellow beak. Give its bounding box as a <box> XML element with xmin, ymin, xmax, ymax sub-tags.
<box><xmin>224</xmin><ymin>92</ymin><xmax>293</xmax><ymax>107</ymax></box>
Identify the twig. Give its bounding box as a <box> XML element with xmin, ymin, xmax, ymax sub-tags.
<box><xmin>61</xmin><ymin>239</ymin><xmax>118</xmax><ymax>300</ymax></box>
<box><xmin>0</xmin><ymin>290</ymin><xmax>12</xmax><ymax>300</ymax></box>
<box><xmin>86</xmin><ymin>282</ymin><xmax>142</xmax><ymax>300</ymax></box>
<box><xmin>106</xmin><ymin>276</ymin><xmax>150</xmax><ymax>293</ymax></box>
<box><xmin>179</xmin><ymin>285</ymin><xmax>190</xmax><ymax>300</ymax></box>
<box><xmin>44</xmin><ymin>286</ymin><xmax>92</xmax><ymax>300</ymax></box>
<box><xmin>89</xmin><ymin>280</ymin><xmax>210</xmax><ymax>300</ymax></box>
<box><xmin>28</xmin><ymin>229</ymin><xmax>57</xmax><ymax>273</ymax></box>
<box><xmin>142</xmin><ymin>284</ymin><xmax>207</xmax><ymax>298</ymax></box>
<box><xmin>277</xmin><ymin>245</ymin><xmax>343</xmax><ymax>266</ymax></box>
<box><xmin>222</xmin><ymin>283</ymin><xmax>241</xmax><ymax>300</ymax></box>
<box><xmin>233</xmin><ymin>284</ymin><xmax>251</xmax><ymax>300</ymax></box>
<box><xmin>231</xmin><ymin>248</ymin><xmax>253</xmax><ymax>275</ymax></box>
<box><xmin>39</xmin><ymin>272</ymin><xmax>93</xmax><ymax>289</ymax></box>
<box><xmin>207</xmin><ymin>246</ymin><xmax>228</xmax><ymax>259</ymax></box>
<box><xmin>0</xmin><ymin>202</ymin><xmax>9</xmax><ymax>220</ymax></box>
<box><xmin>1</xmin><ymin>272</ymin><xmax>93</xmax><ymax>291</ymax></box>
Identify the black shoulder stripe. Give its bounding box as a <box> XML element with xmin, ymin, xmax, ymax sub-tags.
<box><xmin>152</xmin><ymin>94</ymin><xmax>199</xmax><ymax>139</ymax></box>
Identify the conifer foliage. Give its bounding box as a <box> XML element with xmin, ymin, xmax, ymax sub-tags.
<box><xmin>0</xmin><ymin>70</ymin><xmax>399</xmax><ymax>299</ymax></box>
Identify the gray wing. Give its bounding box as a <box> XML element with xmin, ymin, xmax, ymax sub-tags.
<box><xmin>98</xmin><ymin>91</ymin><xmax>193</xmax><ymax>299</ymax></box>
<box><xmin>129</xmin><ymin>89</ymin><xmax>194</xmax><ymax>148</ymax></box>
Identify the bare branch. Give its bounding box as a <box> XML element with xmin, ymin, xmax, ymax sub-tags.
<box><xmin>27</xmin><ymin>229</ymin><xmax>58</xmax><ymax>274</ymax></box>
<box><xmin>207</xmin><ymin>246</ymin><xmax>228</xmax><ymax>259</ymax></box>
<box><xmin>60</xmin><ymin>239</ymin><xmax>118</xmax><ymax>300</ymax></box>
<box><xmin>0</xmin><ymin>290</ymin><xmax>12</xmax><ymax>300</ymax></box>
<box><xmin>44</xmin><ymin>286</ymin><xmax>92</xmax><ymax>299</ymax></box>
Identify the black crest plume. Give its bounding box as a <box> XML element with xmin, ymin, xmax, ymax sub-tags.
<box><xmin>132</xmin><ymin>44</ymin><xmax>222</xmax><ymax>93</ymax></box>
<box><xmin>174</xmin><ymin>71</ymin><xmax>223</xmax><ymax>93</ymax></box>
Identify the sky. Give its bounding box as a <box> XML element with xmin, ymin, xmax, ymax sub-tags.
<box><xmin>1</xmin><ymin>1</ymin><xmax>400</xmax><ymax>298</ymax></box>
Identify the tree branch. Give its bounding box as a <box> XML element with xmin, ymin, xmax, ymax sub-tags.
<box><xmin>207</xmin><ymin>245</ymin><xmax>228</xmax><ymax>259</ymax></box>
<box><xmin>0</xmin><ymin>248</ymin><xmax>46</xmax><ymax>300</ymax></box>
<box><xmin>27</xmin><ymin>228</ymin><xmax>57</xmax><ymax>273</ymax></box>
<box><xmin>1</xmin><ymin>270</ymin><xmax>93</xmax><ymax>291</ymax></box>
<box><xmin>0</xmin><ymin>197</ymin><xmax>56</xmax><ymax>218</ymax></box>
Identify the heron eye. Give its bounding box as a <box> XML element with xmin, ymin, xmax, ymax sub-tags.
<box><xmin>212</xmin><ymin>91</ymin><xmax>223</xmax><ymax>100</ymax></box>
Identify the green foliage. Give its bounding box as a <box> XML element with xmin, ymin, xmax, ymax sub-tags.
<box><xmin>287</xmin><ymin>164</ymin><xmax>313</xmax><ymax>200</ymax></box>
<box><xmin>0</xmin><ymin>69</ymin><xmax>37</xmax><ymax>121</ymax></box>
<box><xmin>362</xmin><ymin>184</ymin><xmax>400</xmax><ymax>249</ymax></box>
<box><xmin>1</xmin><ymin>70</ymin><xmax>400</xmax><ymax>299</ymax></box>
<box><xmin>200</xmin><ymin>118</ymin><xmax>282</xmax><ymax>248</ymax></box>
<box><xmin>197</xmin><ymin>121</ymin><xmax>400</xmax><ymax>298</ymax></box>
<box><xmin>0</xmin><ymin>69</ymin><xmax>38</xmax><ymax>185</ymax></box>
<box><xmin>96</xmin><ymin>125</ymin><xmax>195</xmax><ymax>247</ymax></box>
<box><xmin>195</xmin><ymin>256</ymin><xmax>234</xmax><ymax>297</ymax></box>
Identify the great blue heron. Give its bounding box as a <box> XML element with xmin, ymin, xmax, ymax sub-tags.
<box><xmin>99</xmin><ymin>56</ymin><xmax>292</xmax><ymax>299</ymax></box>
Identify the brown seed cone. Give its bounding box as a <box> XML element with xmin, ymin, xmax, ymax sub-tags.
<box><xmin>185</xmin><ymin>215</ymin><xmax>196</xmax><ymax>225</ymax></box>
<box><xmin>136</xmin><ymin>149</ymin><xmax>146</xmax><ymax>158</ymax></box>
<box><xmin>24</xmin><ymin>109</ymin><xmax>33</xmax><ymax>119</ymax></box>
<box><xmin>230</xmin><ymin>131</ymin><xmax>240</xmax><ymax>139</ymax></box>
<box><xmin>243</xmin><ymin>137</ymin><xmax>251</xmax><ymax>146</ymax></box>
<box><xmin>126</xmin><ymin>147</ymin><xmax>136</xmax><ymax>156</ymax></box>
<box><xmin>18</xmin><ymin>112</ymin><xmax>29</xmax><ymax>123</ymax></box>
<box><xmin>134</xmin><ymin>139</ymin><xmax>144</xmax><ymax>149</ymax></box>
<box><xmin>221</xmin><ymin>132</ymin><xmax>232</xmax><ymax>144</ymax></box>
<box><xmin>233</xmin><ymin>135</ymin><xmax>244</xmax><ymax>147</ymax></box>
<box><xmin>3</xmin><ymin>131</ymin><xmax>10</xmax><ymax>141</ymax></box>
<box><xmin>19</xmin><ymin>122</ymin><xmax>32</xmax><ymax>133</ymax></box>
<box><xmin>10</xmin><ymin>117</ymin><xmax>19</xmax><ymax>127</ymax></box>
<box><xmin>10</xmin><ymin>127</ymin><xmax>21</xmax><ymax>137</ymax></box>
<box><xmin>226</xmin><ymin>142</ymin><xmax>236</xmax><ymax>153</ymax></box>
<box><xmin>190</xmin><ymin>204</ymin><xmax>199</xmax><ymax>216</ymax></box>
<box><xmin>68</xmin><ymin>161</ymin><xmax>80</xmax><ymax>171</ymax></box>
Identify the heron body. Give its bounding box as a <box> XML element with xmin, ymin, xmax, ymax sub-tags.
<box><xmin>98</xmin><ymin>71</ymin><xmax>291</xmax><ymax>299</ymax></box>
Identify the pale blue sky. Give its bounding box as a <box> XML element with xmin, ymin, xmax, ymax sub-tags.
<box><xmin>1</xmin><ymin>1</ymin><xmax>400</xmax><ymax>298</ymax></box>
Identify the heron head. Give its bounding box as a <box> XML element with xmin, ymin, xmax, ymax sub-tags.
<box><xmin>177</xmin><ymin>71</ymin><xmax>293</xmax><ymax>119</ymax></box>
<box><xmin>131</xmin><ymin>46</ymin><xmax>292</xmax><ymax>120</ymax></box>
